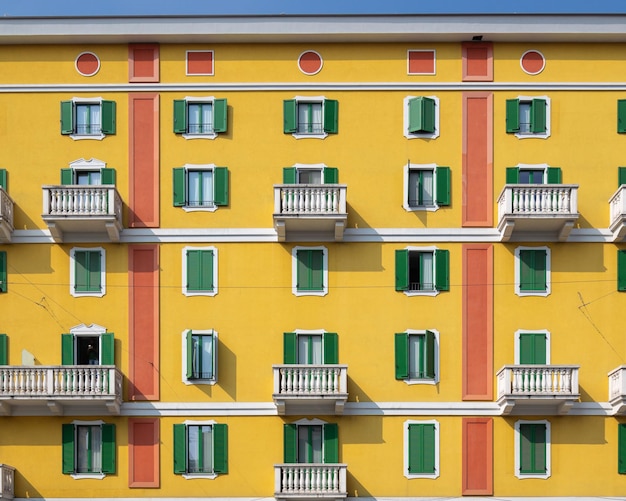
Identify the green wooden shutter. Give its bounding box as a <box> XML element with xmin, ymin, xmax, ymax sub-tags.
<box><xmin>618</xmin><ymin>250</ymin><xmax>626</xmax><ymax>292</ymax></box>
<box><xmin>506</xmin><ymin>99</ymin><xmax>520</xmax><ymax>133</ymax></box>
<box><xmin>214</xmin><ymin>167</ymin><xmax>229</xmax><ymax>206</ymax></box>
<box><xmin>173</xmin><ymin>424</ymin><xmax>187</xmax><ymax>474</ymax></box>
<box><xmin>530</xmin><ymin>98</ymin><xmax>547</xmax><ymax>133</ymax></box>
<box><xmin>520</xmin><ymin>249</ymin><xmax>546</xmax><ymax>292</ymax></box>
<box><xmin>0</xmin><ymin>169</ymin><xmax>6</xmax><ymax>191</ymax></box>
<box><xmin>101</xmin><ymin>424</ymin><xmax>116</xmax><ymax>474</ymax></box>
<box><xmin>283</xmin><ymin>168</ymin><xmax>297</xmax><ymax>184</ymax></box>
<box><xmin>506</xmin><ymin>167</ymin><xmax>520</xmax><ymax>184</ymax></box>
<box><xmin>185</xmin><ymin>330</ymin><xmax>194</xmax><ymax>378</ymax></box>
<box><xmin>395</xmin><ymin>250</ymin><xmax>409</xmax><ymax>291</ymax></box>
<box><xmin>394</xmin><ymin>333</ymin><xmax>409</xmax><ymax>379</ymax></box>
<box><xmin>90</xmin><ymin>251</ymin><xmax>102</xmax><ymax>292</ymax></box>
<box><xmin>201</xmin><ymin>250</ymin><xmax>214</xmax><ymax>290</ymax></box>
<box><xmin>284</xmin><ymin>424</ymin><xmax>298</xmax><ymax>463</ymax></box>
<box><xmin>0</xmin><ymin>334</ymin><xmax>7</xmax><ymax>365</ymax></box>
<box><xmin>618</xmin><ymin>100</ymin><xmax>626</xmax><ymax>133</ymax></box>
<box><xmin>619</xmin><ymin>424</ymin><xmax>626</xmax><ymax>474</ymax></box>
<box><xmin>533</xmin><ymin>250</ymin><xmax>547</xmax><ymax>291</ymax></box>
<box><xmin>282</xmin><ymin>332</ymin><xmax>297</xmax><ymax>364</ymax></box>
<box><xmin>213</xmin><ymin>98</ymin><xmax>228</xmax><ymax>133</ymax></box>
<box><xmin>435</xmin><ymin>166</ymin><xmax>450</xmax><ymax>206</ymax></box>
<box><xmin>323</xmin><ymin>99</ymin><xmax>339</xmax><ymax>134</ymax></box>
<box><xmin>546</xmin><ymin>167</ymin><xmax>562</xmax><ymax>184</ymax></box>
<box><xmin>420</xmin><ymin>97</ymin><xmax>436</xmax><ymax>133</ymax></box>
<box><xmin>173</xmin><ymin>168</ymin><xmax>186</xmax><ymax>207</ymax></box>
<box><xmin>310</xmin><ymin>250</ymin><xmax>324</xmax><ymax>290</ymax></box>
<box><xmin>61</xmin><ymin>333</ymin><xmax>74</xmax><ymax>365</ymax></box>
<box><xmin>187</xmin><ymin>250</ymin><xmax>201</xmax><ymax>291</ymax></box>
<box><xmin>407</xmin><ymin>424</ymin><xmax>419</xmax><ymax>473</ymax></box>
<box><xmin>62</xmin><ymin>424</ymin><xmax>75</xmax><ymax>474</ymax></box>
<box><xmin>213</xmin><ymin>423</ymin><xmax>228</xmax><ymax>473</ymax></box>
<box><xmin>519</xmin><ymin>333</ymin><xmax>547</xmax><ymax>365</ymax></box>
<box><xmin>323</xmin><ymin>423</ymin><xmax>338</xmax><ymax>463</ymax></box>
<box><xmin>0</xmin><ymin>251</ymin><xmax>6</xmax><ymax>293</ymax></box>
<box><xmin>434</xmin><ymin>249</ymin><xmax>450</xmax><ymax>291</ymax></box>
<box><xmin>619</xmin><ymin>167</ymin><xmax>626</xmax><ymax>186</ymax></box>
<box><xmin>323</xmin><ymin>168</ymin><xmax>338</xmax><ymax>184</ymax></box>
<box><xmin>408</xmin><ymin>97</ymin><xmax>434</xmax><ymax>133</ymax></box>
<box><xmin>173</xmin><ymin>100</ymin><xmax>188</xmax><ymax>133</ymax></box>
<box><xmin>408</xmin><ymin>423</ymin><xmax>436</xmax><ymax>474</ymax></box>
<box><xmin>75</xmin><ymin>250</ymin><xmax>100</xmax><ymax>293</ymax></box>
<box><xmin>100</xmin><ymin>168</ymin><xmax>116</xmax><ymax>185</ymax></box>
<box><xmin>283</xmin><ymin>100</ymin><xmax>297</xmax><ymax>133</ymax></box>
<box><xmin>323</xmin><ymin>333</ymin><xmax>338</xmax><ymax>364</ymax></box>
<box><xmin>101</xmin><ymin>101</ymin><xmax>116</xmax><ymax>135</ymax></box>
<box><xmin>100</xmin><ymin>333</ymin><xmax>114</xmax><ymax>365</ymax></box>
<box><xmin>424</xmin><ymin>331</ymin><xmax>436</xmax><ymax>379</ymax></box>
<box><xmin>60</xmin><ymin>101</ymin><xmax>74</xmax><ymax>134</ymax></box>
<box><xmin>60</xmin><ymin>169</ymin><xmax>73</xmax><ymax>185</ymax></box>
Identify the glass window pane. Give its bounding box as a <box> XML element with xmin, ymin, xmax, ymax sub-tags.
<box><xmin>192</xmin><ymin>335</ymin><xmax>214</xmax><ymax>379</ymax></box>
<box><xmin>421</xmin><ymin>252</ymin><xmax>434</xmax><ymax>290</ymax></box>
<box><xmin>201</xmin><ymin>171</ymin><xmax>214</xmax><ymax>206</ymax></box>
<box><xmin>421</xmin><ymin>171</ymin><xmax>434</xmax><ymax>205</ymax></box>
<box><xmin>76</xmin><ymin>105</ymin><xmax>88</xmax><ymax>134</ymax></box>
<box><xmin>298</xmin><ymin>425</ymin><xmax>323</xmax><ymax>463</ymax></box>
<box><xmin>297</xmin><ymin>335</ymin><xmax>322</xmax><ymax>364</ymax></box>
<box><xmin>519</xmin><ymin>102</ymin><xmax>531</xmax><ymax>133</ymax></box>
<box><xmin>188</xmin><ymin>104</ymin><xmax>201</xmax><ymax>134</ymax></box>
<box><xmin>188</xmin><ymin>425</ymin><xmax>213</xmax><ymax>473</ymax></box>
<box><xmin>188</xmin><ymin>171</ymin><xmax>201</xmax><ymax>206</ymax></box>
<box><xmin>408</xmin><ymin>335</ymin><xmax>422</xmax><ymax>378</ymax></box>
<box><xmin>408</xmin><ymin>171</ymin><xmax>420</xmax><ymax>207</ymax></box>
<box><xmin>77</xmin><ymin>425</ymin><xmax>101</xmax><ymax>473</ymax></box>
<box><xmin>298</xmin><ymin>170</ymin><xmax>322</xmax><ymax>184</ymax></box>
<box><xmin>297</xmin><ymin>102</ymin><xmax>322</xmax><ymax>134</ymax></box>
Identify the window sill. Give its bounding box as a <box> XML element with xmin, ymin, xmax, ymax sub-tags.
<box><xmin>182</xmin><ymin>205</ymin><xmax>218</xmax><ymax>213</ymax></box>
<box><xmin>183</xmin><ymin>289</ymin><xmax>217</xmax><ymax>297</ymax></box>
<box><xmin>291</xmin><ymin>132</ymin><xmax>328</xmax><ymax>140</ymax></box>
<box><xmin>69</xmin><ymin>133</ymin><xmax>105</xmax><ymax>141</ymax></box>
<box><xmin>513</xmin><ymin>131</ymin><xmax>550</xmax><ymax>140</ymax></box>
<box><xmin>515</xmin><ymin>472</ymin><xmax>550</xmax><ymax>480</ymax></box>
<box><xmin>404</xmin><ymin>130</ymin><xmax>439</xmax><ymax>140</ymax></box>
<box><xmin>404</xmin><ymin>204</ymin><xmax>438</xmax><ymax>212</ymax></box>
<box><xmin>403</xmin><ymin>289</ymin><xmax>440</xmax><ymax>297</ymax></box>
<box><xmin>182</xmin><ymin>132</ymin><xmax>217</xmax><ymax>140</ymax></box>
<box><xmin>403</xmin><ymin>378</ymin><xmax>437</xmax><ymax>386</ymax></box>
<box><xmin>293</xmin><ymin>289</ymin><xmax>328</xmax><ymax>297</ymax></box>
<box><xmin>70</xmin><ymin>472</ymin><xmax>106</xmax><ymax>480</ymax></box>
<box><xmin>182</xmin><ymin>472</ymin><xmax>217</xmax><ymax>480</ymax></box>
<box><xmin>405</xmin><ymin>471</ymin><xmax>439</xmax><ymax>480</ymax></box>
<box><xmin>183</xmin><ymin>378</ymin><xmax>217</xmax><ymax>386</ymax></box>
<box><xmin>71</xmin><ymin>290</ymin><xmax>105</xmax><ymax>298</ymax></box>
<box><xmin>515</xmin><ymin>289</ymin><xmax>550</xmax><ymax>297</ymax></box>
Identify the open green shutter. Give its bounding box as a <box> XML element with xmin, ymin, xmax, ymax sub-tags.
<box><xmin>395</xmin><ymin>250</ymin><xmax>409</xmax><ymax>291</ymax></box>
<box><xmin>619</xmin><ymin>167</ymin><xmax>626</xmax><ymax>187</ymax></box>
<box><xmin>530</xmin><ymin>98</ymin><xmax>546</xmax><ymax>133</ymax></box>
<box><xmin>283</xmin><ymin>424</ymin><xmax>298</xmax><ymax>463</ymax></box>
<box><xmin>101</xmin><ymin>424</ymin><xmax>116</xmax><ymax>474</ymax></box>
<box><xmin>407</xmin><ymin>97</ymin><xmax>425</xmax><ymax>133</ymax></box>
<box><xmin>283</xmin><ymin>168</ymin><xmax>297</xmax><ymax>184</ymax></box>
<box><xmin>60</xmin><ymin>169</ymin><xmax>73</xmax><ymax>185</ymax></box>
<box><xmin>214</xmin><ymin>167</ymin><xmax>229</xmax><ymax>206</ymax></box>
<box><xmin>435</xmin><ymin>166</ymin><xmax>450</xmax><ymax>205</ymax></box>
<box><xmin>323</xmin><ymin>333</ymin><xmax>338</xmax><ymax>364</ymax></box>
<box><xmin>61</xmin><ymin>333</ymin><xmax>74</xmax><ymax>365</ymax></box>
<box><xmin>618</xmin><ymin>250</ymin><xmax>626</xmax><ymax>291</ymax></box>
<box><xmin>60</xmin><ymin>101</ymin><xmax>74</xmax><ymax>134</ymax></box>
<box><xmin>62</xmin><ymin>424</ymin><xmax>75</xmax><ymax>474</ymax></box>
<box><xmin>173</xmin><ymin>168</ymin><xmax>186</xmax><ymax>207</ymax></box>
<box><xmin>421</xmin><ymin>97</ymin><xmax>436</xmax><ymax>133</ymax></box>
<box><xmin>185</xmin><ymin>330</ymin><xmax>193</xmax><ymax>378</ymax></box>
<box><xmin>424</xmin><ymin>331</ymin><xmax>436</xmax><ymax>379</ymax></box>
<box><xmin>283</xmin><ymin>100</ymin><xmax>297</xmax><ymax>133</ymax></box>
<box><xmin>394</xmin><ymin>333</ymin><xmax>409</xmax><ymax>379</ymax></box>
<box><xmin>283</xmin><ymin>333</ymin><xmax>297</xmax><ymax>364</ymax></box>
<box><xmin>506</xmin><ymin>167</ymin><xmax>520</xmax><ymax>184</ymax></box>
<box><xmin>101</xmin><ymin>101</ymin><xmax>116</xmax><ymax>135</ymax></box>
<box><xmin>505</xmin><ymin>99</ymin><xmax>520</xmax><ymax>133</ymax></box>
<box><xmin>618</xmin><ymin>100</ymin><xmax>626</xmax><ymax>133</ymax></box>
<box><xmin>213</xmin><ymin>98</ymin><xmax>228</xmax><ymax>133</ymax></box>
<box><xmin>101</xmin><ymin>333</ymin><xmax>114</xmax><ymax>365</ymax></box>
<box><xmin>323</xmin><ymin>423</ymin><xmax>338</xmax><ymax>464</ymax></box>
<box><xmin>173</xmin><ymin>424</ymin><xmax>187</xmax><ymax>474</ymax></box>
<box><xmin>0</xmin><ymin>169</ymin><xmax>6</xmax><ymax>191</ymax></box>
<box><xmin>619</xmin><ymin>424</ymin><xmax>626</xmax><ymax>474</ymax></box>
<box><xmin>173</xmin><ymin>100</ymin><xmax>188</xmax><ymax>133</ymax></box>
<box><xmin>0</xmin><ymin>251</ymin><xmax>6</xmax><ymax>293</ymax></box>
<box><xmin>213</xmin><ymin>424</ymin><xmax>228</xmax><ymax>473</ymax></box>
<box><xmin>0</xmin><ymin>334</ymin><xmax>7</xmax><ymax>365</ymax></box>
<box><xmin>323</xmin><ymin>168</ymin><xmax>338</xmax><ymax>184</ymax></box>
<box><xmin>323</xmin><ymin>99</ymin><xmax>338</xmax><ymax>134</ymax></box>
<box><xmin>547</xmin><ymin>167</ymin><xmax>562</xmax><ymax>184</ymax></box>
<box><xmin>434</xmin><ymin>249</ymin><xmax>450</xmax><ymax>291</ymax></box>
<box><xmin>100</xmin><ymin>168</ymin><xmax>116</xmax><ymax>185</ymax></box>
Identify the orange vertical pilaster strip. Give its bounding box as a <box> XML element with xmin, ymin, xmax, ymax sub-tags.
<box><xmin>128</xmin><ymin>418</ymin><xmax>160</xmax><ymax>488</ymax></box>
<box><xmin>462</xmin><ymin>417</ymin><xmax>493</xmax><ymax>495</ymax></box>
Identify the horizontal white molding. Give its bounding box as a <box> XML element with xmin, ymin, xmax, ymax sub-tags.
<box><xmin>11</xmin><ymin>498</ymin><xmax>626</xmax><ymax>501</ymax></box>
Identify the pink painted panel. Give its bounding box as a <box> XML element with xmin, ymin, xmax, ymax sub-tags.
<box><xmin>128</xmin><ymin>418</ymin><xmax>160</xmax><ymax>488</ymax></box>
<box><xmin>462</xmin><ymin>42</ymin><xmax>493</xmax><ymax>81</ymax></box>
<box><xmin>129</xmin><ymin>44</ymin><xmax>160</xmax><ymax>82</ymax></box>
<box><xmin>462</xmin><ymin>418</ymin><xmax>493</xmax><ymax>495</ymax></box>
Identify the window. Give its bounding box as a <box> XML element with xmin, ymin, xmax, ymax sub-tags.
<box><xmin>61</xmin><ymin>158</ymin><xmax>116</xmax><ymax>186</ymax></box>
<box><xmin>283</xmin><ymin>420</ymin><xmax>338</xmax><ymax>464</ymax></box>
<box><xmin>182</xmin><ymin>329</ymin><xmax>217</xmax><ymax>385</ymax></box>
<box><xmin>404</xmin><ymin>163</ymin><xmax>450</xmax><ymax>211</ymax></box>
<box><xmin>62</xmin><ymin>421</ymin><xmax>116</xmax><ymax>479</ymax></box>
<box><xmin>183</xmin><ymin>247</ymin><xmax>217</xmax><ymax>296</ymax></box>
<box><xmin>395</xmin><ymin>330</ymin><xmax>439</xmax><ymax>384</ymax></box>
<box><xmin>618</xmin><ymin>423</ymin><xmax>626</xmax><ymax>474</ymax></box>
<box><xmin>395</xmin><ymin>247</ymin><xmax>449</xmax><ymax>296</ymax></box>
<box><xmin>0</xmin><ymin>251</ymin><xmax>6</xmax><ymax>293</ymax></box>
<box><xmin>404</xmin><ymin>420</ymin><xmax>439</xmax><ymax>479</ymax></box>
<box><xmin>173</xmin><ymin>421</ymin><xmax>228</xmax><ymax>478</ymax></box>
<box><xmin>404</xmin><ymin>96</ymin><xmax>440</xmax><ymax>139</ymax></box>
<box><xmin>506</xmin><ymin>164</ymin><xmax>561</xmax><ymax>184</ymax></box>
<box><xmin>292</xmin><ymin>246</ymin><xmax>328</xmax><ymax>296</ymax></box>
<box><xmin>283</xmin><ymin>164</ymin><xmax>338</xmax><ymax>184</ymax></box>
<box><xmin>173</xmin><ymin>165</ymin><xmax>229</xmax><ymax>211</ymax></box>
<box><xmin>618</xmin><ymin>249</ymin><xmax>626</xmax><ymax>292</ymax></box>
<box><xmin>618</xmin><ymin>100</ymin><xmax>626</xmax><ymax>133</ymax></box>
<box><xmin>283</xmin><ymin>331</ymin><xmax>338</xmax><ymax>364</ymax></box>
<box><xmin>515</xmin><ymin>330</ymin><xmax>549</xmax><ymax>365</ymax></box>
<box><xmin>283</xmin><ymin>97</ymin><xmax>338</xmax><ymax>139</ymax></box>
<box><xmin>515</xmin><ymin>247</ymin><xmax>550</xmax><ymax>297</ymax></box>
<box><xmin>173</xmin><ymin>97</ymin><xmax>227</xmax><ymax>138</ymax></box>
<box><xmin>70</xmin><ymin>247</ymin><xmax>105</xmax><ymax>297</ymax></box>
<box><xmin>506</xmin><ymin>96</ymin><xmax>550</xmax><ymax>138</ymax></box>
<box><xmin>61</xmin><ymin>98</ymin><xmax>116</xmax><ymax>140</ymax></box>
<box><xmin>62</xmin><ymin>324</ymin><xmax>114</xmax><ymax>365</ymax></box>
<box><xmin>515</xmin><ymin>420</ymin><xmax>550</xmax><ymax>479</ymax></box>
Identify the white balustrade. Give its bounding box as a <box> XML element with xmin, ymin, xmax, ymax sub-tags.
<box><xmin>275</xmin><ymin>464</ymin><xmax>347</xmax><ymax>497</ymax></box>
<box><xmin>608</xmin><ymin>366</ymin><xmax>626</xmax><ymax>401</ymax></box>
<box><xmin>42</xmin><ymin>185</ymin><xmax>122</xmax><ymax>219</ymax></box>
<box><xmin>273</xmin><ymin>365</ymin><xmax>347</xmax><ymax>396</ymax></box>
<box><xmin>609</xmin><ymin>186</ymin><xmax>626</xmax><ymax>227</ymax></box>
<box><xmin>497</xmin><ymin>184</ymin><xmax>578</xmax><ymax>219</ymax></box>
<box><xmin>0</xmin><ymin>464</ymin><xmax>14</xmax><ymax>499</ymax></box>
<box><xmin>274</xmin><ymin>185</ymin><xmax>347</xmax><ymax>215</ymax></box>
<box><xmin>0</xmin><ymin>188</ymin><xmax>14</xmax><ymax>229</ymax></box>
<box><xmin>496</xmin><ymin>365</ymin><xmax>579</xmax><ymax>397</ymax></box>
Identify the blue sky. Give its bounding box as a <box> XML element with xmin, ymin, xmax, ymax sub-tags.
<box><xmin>2</xmin><ymin>0</ymin><xmax>626</xmax><ymax>16</ymax></box>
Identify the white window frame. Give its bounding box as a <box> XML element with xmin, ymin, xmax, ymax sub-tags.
<box><xmin>514</xmin><ymin>246</ymin><xmax>551</xmax><ymax>298</ymax></box>
<box><xmin>404</xmin><ymin>419</ymin><xmax>440</xmax><ymax>479</ymax></box>
<box><xmin>182</xmin><ymin>245</ymin><xmax>218</xmax><ymax>296</ymax></box>
<box><xmin>70</xmin><ymin>247</ymin><xmax>106</xmax><ymax>298</ymax></box>
<box><xmin>182</xmin><ymin>419</ymin><xmax>218</xmax><ymax>480</ymax></box>
<box><xmin>291</xmin><ymin>95</ymin><xmax>329</xmax><ymax>140</ymax></box>
<box><xmin>403</xmin><ymin>162</ymin><xmax>439</xmax><ymax>212</ymax></box>
<box><xmin>403</xmin><ymin>95</ymin><xmax>440</xmax><ymax>140</ymax></box>
<box><xmin>514</xmin><ymin>329</ymin><xmax>550</xmax><ymax>364</ymax></box>
<box><xmin>514</xmin><ymin>419</ymin><xmax>551</xmax><ymax>480</ymax></box>
<box><xmin>292</xmin><ymin>246</ymin><xmax>328</xmax><ymax>297</ymax></box>
<box><xmin>292</xmin><ymin>162</ymin><xmax>327</xmax><ymax>184</ymax></box>
<box><xmin>403</xmin><ymin>246</ymin><xmax>440</xmax><ymax>297</ymax></box>
<box><xmin>182</xmin><ymin>329</ymin><xmax>218</xmax><ymax>386</ymax></box>
<box><xmin>513</xmin><ymin>95</ymin><xmax>551</xmax><ymax>140</ymax></box>
<box><xmin>181</xmin><ymin>164</ymin><xmax>219</xmax><ymax>213</ymax></box>
<box><xmin>180</xmin><ymin>96</ymin><xmax>218</xmax><ymax>140</ymax></box>
<box><xmin>185</xmin><ymin>50</ymin><xmax>215</xmax><ymax>76</ymax></box>
<box><xmin>68</xmin><ymin>157</ymin><xmax>108</xmax><ymax>184</ymax></box>
<box><xmin>402</xmin><ymin>329</ymin><xmax>440</xmax><ymax>385</ymax></box>
<box><xmin>69</xmin><ymin>323</ymin><xmax>107</xmax><ymax>365</ymax></box>
<box><xmin>69</xmin><ymin>97</ymin><xmax>105</xmax><ymax>141</ymax></box>
<box><xmin>70</xmin><ymin>419</ymin><xmax>106</xmax><ymax>480</ymax></box>
<box><xmin>514</xmin><ymin>163</ymin><xmax>549</xmax><ymax>184</ymax></box>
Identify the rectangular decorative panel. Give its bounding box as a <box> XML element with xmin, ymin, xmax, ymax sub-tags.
<box><xmin>129</xmin><ymin>44</ymin><xmax>160</xmax><ymax>82</ymax></box>
<box><xmin>462</xmin><ymin>42</ymin><xmax>493</xmax><ymax>81</ymax></box>
<box><xmin>128</xmin><ymin>418</ymin><xmax>160</xmax><ymax>487</ymax></box>
<box><xmin>462</xmin><ymin>418</ymin><xmax>493</xmax><ymax>495</ymax></box>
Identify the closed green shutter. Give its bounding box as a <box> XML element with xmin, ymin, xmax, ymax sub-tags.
<box><xmin>186</xmin><ymin>330</ymin><xmax>194</xmax><ymax>379</ymax></box>
<box><xmin>283</xmin><ymin>332</ymin><xmax>297</xmax><ymax>364</ymax></box>
<box><xmin>519</xmin><ymin>333</ymin><xmax>546</xmax><ymax>365</ymax></box>
<box><xmin>61</xmin><ymin>334</ymin><xmax>74</xmax><ymax>365</ymax></box>
<box><xmin>323</xmin><ymin>423</ymin><xmax>338</xmax><ymax>463</ymax></box>
<box><xmin>323</xmin><ymin>333</ymin><xmax>338</xmax><ymax>364</ymax></box>
<box><xmin>408</xmin><ymin>97</ymin><xmax>435</xmax><ymax>133</ymax></box>
<box><xmin>434</xmin><ymin>249</ymin><xmax>450</xmax><ymax>291</ymax></box>
<box><xmin>187</xmin><ymin>249</ymin><xmax>213</xmax><ymax>292</ymax></box>
<box><xmin>100</xmin><ymin>168</ymin><xmax>116</xmax><ymax>185</ymax></box>
<box><xmin>546</xmin><ymin>167</ymin><xmax>562</xmax><ymax>184</ymax></box>
<box><xmin>173</xmin><ymin>424</ymin><xmax>187</xmax><ymax>474</ymax></box>
<box><xmin>395</xmin><ymin>333</ymin><xmax>409</xmax><ymax>379</ymax></box>
<box><xmin>173</xmin><ymin>100</ymin><xmax>188</xmax><ymax>133</ymax></box>
<box><xmin>283</xmin><ymin>168</ymin><xmax>297</xmax><ymax>184</ymax></box>
<box><xmin>100</xmin><ymin>333</ymin><xmax>114</xmax><ymax>365</ymax></box>
<box><xmin>0</xmin><ymin>251</ymin><xmax>6</xmax><ymax>293</ymax></box>
<box><xmin>520</xmin><ymin>424</ymin><xmax>546</xmax><ymax>474</ymax></box>
<box><xmin>323</xmin><ymin>168</ymin><xmax>338</xmax><ymax>184</ymax></box>
<box><xmin>618</xmin><ymin>250</ymin><xmax>626</xmax><ymax>292</ymax></box>
<box><xmin>213</xmin><ymin>424</ymin><xmax>228</xmax><ymax>473</ymax></box>
<box><xmin>520</xmin><ymin>249</ymin><xmax>547</xmax><ymax>292</ymax></box>
<box><xmin>408</xmin><ymin>423</ymin><xmax>436</xmax><ymax>474</ymax></box>
<box><xmin>619</xmin><ymin>423</ymin><xmax>626</xmax><ymax>474</ymax></box>
<box><xmin>173</xmin><ymin>168</ymin><xmax>186</xmax><ymax>207</ymax></box>
<box><xmin>213</xmin><ymin>98</ymin><xmax>228</xmax><ymax>133</ymax></box>
<box><xmin>101</xmin><ymin>424</ymin><xmax>116</xmax><ymax>474</ymax></box>
<box><xmin>283</xmin><ymin>100</ymin><xmax>297</xmax><ymax>133</ymax></box>
<box><xmin>60</xmin><ymin>101</ymin><xmax>74</xmax><ymax>135</ymax></box>
<box><xmin>60</xmin><ymin>169</ymin><xmax>73</xmax><ymax>185</ymax></box>
<box><xmin>101</xmin><ymin>101</ymin><xmax>116</xmax><ymax>135</ymax></box>
<box><xmin>619</xmin><ymin>167</ymin><xmax>626</xmax><ymax>187</ymax></box>
<box><xmin>75</xmin><ymin>250</ymin><xmax>101</xmax><ymax>293</ymax></box>
<box><xmin>424</xmin><ymin>331</ymin><xmax>436</xmax><ymax>379</ymax></box>
<box><xmin>435</xmin><ymin>166</ymin><xmax>450</xmax><ymax>206</ymax></box>
<box><xmin>323</xmin><ymin>99</ymin><xmax>339</xmax><ymax>134</ymax></box>
<box><xmin>297</xmin><ymin>250</ymin><xmax>323</xmax><ymax>291</ymax></box>
<box><xmin>214</xmin><ymin>167</ymin><xmax>229</xmax><ymax>206</ymax></box>
<box><xmin>618</xmin><ymin>100</ymin><xmax>626</xmax><ymax>133</ymax></box>
<box><xmin>0</xmin><ymin>169</ymin><xmax>6</xmax><ymax>191</ymax></box>
<box><xmin>506</xmin><ymin>167</ymin><xmax>520</xmax><ymax>184</ymax></box>
<box><xmin>283</xmin><ymin>424</ymin><xmax>298</xmax><ymax>463</ymax></box>
<box><xmin>0</xmin><ymin>334</ymin><xmax>7</xmax><ymax>365</ymax></box>
<box><xmin>505</xmin><ymin>99</ymin><xmax>520</xmax><ymax>133</ymax></box>
<box><xmin>530</xmin><ymin>98</ymin><xmax>546</xmax><ymax>133</ymax></box>
<box><xmin>62</xmin><ymin>424</ymin><xmax>75</xmax><ymax>474</ymax></box>
<box><xmin>395</xmin><ymin>250</ymin><xmax>409</xmax><ymax>292</ymax></box>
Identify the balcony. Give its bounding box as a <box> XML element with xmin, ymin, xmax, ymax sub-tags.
<box><xmin>272</xmin><ymin>365</ymin><xmax>348</xmax><ymax>415</ymax></box>
<box><xmin>42</xmin><ymin>185</ymin><xmax>123</xmax><ymax>242</ymax></box>
<box><xmin>0</xmin><ymin>464</ymin><xmax>14</xmax><ymax>499</ymax></box>
<box><xmin>608</xmin><ymin>366</ymin><xmax>626</xmax><ymax>415</ymax></box>
<box><xmin>609</xmin><ymin>186</ymin><xmax>626</xmax><ymax>241</ymax></box>
<box><xmin>0</xmin><ymin>188</ymin><xmax>14</xmax><ymax>243</ymax></box>
<box><xmin>273</xmin><ymin>185</ymin><xmax>347</xmax><ymax>242</ymax></box>
<box><xmin>496</xmin><ymin>365</ymin><xmax>580</xmax><ymax>415</ymax></box>
<box><xmin>497</xmin><ymin>184</ymin><xmax>579</xmax><ymax>241</ymax></box>
<box><xmin>274</xmin><ymin>464</ymin><xmax>347</xmax><ymax>501</ymax></box>
<box><xmin>0</xmin><ymin>366</ymin><xmax>122</xmax><ymax>416</ymax></box>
